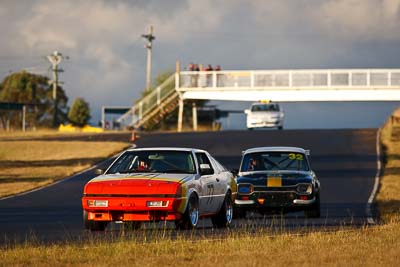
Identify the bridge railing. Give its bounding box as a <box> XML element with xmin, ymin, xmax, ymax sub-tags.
<box><xmin>116</xmin><ymin>73</ymin><xmax>176</xmax><ymax>127</ymax></box>
<box><xmin>131</xmin><ymin>73</ymin><xmax>176</xmax><ymax>121</ymax></box>
<box><xmin>178</xmin><ymin>69</ymin><xmax>400</xmax><ymax>89</ymax></box>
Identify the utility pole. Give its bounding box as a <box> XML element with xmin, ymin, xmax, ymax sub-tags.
<box><xmin>141</xmin><ymin>25</ymin><xmax>155</xmax><ymax>92</ymax></box>
<box><xmin>47</xmin><ymin>51</ymin><xmax>67</xmax><ymax>127</ymax></box>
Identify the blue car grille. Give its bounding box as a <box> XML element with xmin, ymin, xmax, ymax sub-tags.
<box><xmin>253</xmin><ymin>186</ymin><xmax>297</xmax><ymax>192</ymax></box>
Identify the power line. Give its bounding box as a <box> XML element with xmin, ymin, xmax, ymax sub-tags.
<box><xmin>0</xmin><ymin>55</ymin><xmax>42</xmax><ymax>59</ymax></box>
<box><xmin>0</xmin><ymin>70</ymin><xmax>13</xmax><ymax>75</ymax></box>
<box><xmin>23</xmin><ymin>63</ymin><xmax>50</xmax><ymax>70</ymax></box>
<box><xmin>0</xmin><ymin>62</ymin><xmax>49</xmax><ymax>74</ymax></box>
<box><xmin>0</xmin><ymin>56</ymin><xmax>44</xmax><ymax>63</ymax></box>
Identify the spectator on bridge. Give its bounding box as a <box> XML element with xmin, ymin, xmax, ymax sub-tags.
<box><xmin>193</xmin><ymin>64</ymin><xmax>200</xmax><ymax>87</ymax></box>
<box><xmin>205</xmin><ymin>64</ymin><xmax>213</xmax><ymax>87</ymax></box>
<box><xmin>214</xmin><ymin>65</ymin><xmax>223</xmax><ymax>86</ymax></box>
<box><xmin>183</xmin><ymin>63</ymin><xmax>193</xmax><ymax>87</ymax></box>
<box><xmin>188</xmin><ymin>63</ymin><xmax>194</xmax><ymax>71</ymax></box>
<box><xmin>188</xmin><ymin>63</ymin><xmax>198</xmax><ymax>87</ymax></box>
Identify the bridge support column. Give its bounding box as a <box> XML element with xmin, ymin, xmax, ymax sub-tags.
<box><xmin>177</xmin><ymin>96</ymin><xmax>184</xmax><ymax>132</ymax></box>
<box><xmin>192</xmin><ymin>102</ymin><xmax>198</xmax><ymax>131</ymax></box>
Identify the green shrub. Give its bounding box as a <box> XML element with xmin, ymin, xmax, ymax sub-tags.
<box><xmin>68</xmin><ymin>98</ymin><xmax>91</xmax><ymax>127</ymax></box>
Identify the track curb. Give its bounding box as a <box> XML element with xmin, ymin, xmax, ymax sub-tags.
<box><xmin>366</xmin><ymin>128</ymin><xmax>382</xmax><ymax>224</ymax></box>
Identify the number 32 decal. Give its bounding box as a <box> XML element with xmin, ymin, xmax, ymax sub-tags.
<box><xmin>288</xmin><ymin>153</ymin><xmax>303</xmax><ymax>160</ymax></box>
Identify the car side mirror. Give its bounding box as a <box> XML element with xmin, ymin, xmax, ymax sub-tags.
<box><xmin>94</xmin><ymin>168</ymin><xmax>104</xmax><ymax>175</ymax></box>
<box><xmin>244</xmin><ymin>109</ymin><xmax>250</xmax><ymax>114</ymax></box>
<box><xmin>230</xmin><ymin>169</ymin><xmax>239</xmax><ymax>176</ymax></box>
<box><xmin>200</xmin><ymin>164</ymin><xmax>213</xmax><ymax>175</ymax></box>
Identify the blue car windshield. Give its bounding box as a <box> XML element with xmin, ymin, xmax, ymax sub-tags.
<box><xmin>107</xmin><ymin>150</ymin><xmax>196</xmax><ymax>174</ymax></box>
<box><xmin>241</xmin><ymin>152</ymin><xmax>309</xmax><ymax>172</ymax></box>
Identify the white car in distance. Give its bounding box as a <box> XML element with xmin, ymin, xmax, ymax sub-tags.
<box><xmin>245</xmin><ymin>102</ymin><xmax>284</xmax><ymax>130</ymax></box>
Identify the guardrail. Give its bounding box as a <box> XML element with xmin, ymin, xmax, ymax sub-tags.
<box><xmin>177</xmin><ymin>69</ymin><xmax>400</xmax><ymax>89</ymax></box>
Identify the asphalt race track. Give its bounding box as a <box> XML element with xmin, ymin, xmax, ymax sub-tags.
<box><xmin>0</xmin><ymin>129</ymin><xmax>379</xmax><ymax>244</ymax></box>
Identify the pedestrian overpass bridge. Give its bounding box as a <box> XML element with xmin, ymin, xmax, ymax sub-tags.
<box><xmin>178</xmin><ymin>69</ymin><xmax>400</xmax><ymax>101</ymax></box>
<box><xmin>116</xmin><ymin>68</ymin><xmax>400</xmax><ymax>131</ymax></box>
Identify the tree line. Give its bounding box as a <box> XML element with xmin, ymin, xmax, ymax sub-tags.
<box><xmin>0</xmin><ymin>71</ymin><xmax>90</xmax><ymax>130</ymax></box>
<box><xmin>0</xmin><ymin>70</ymin><xmax>209</xmax><ymax>131</ymax></box>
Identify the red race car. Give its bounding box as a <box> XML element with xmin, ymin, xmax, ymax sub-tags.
<box><xmin>82</xmin><ymin>147</ymin><xmax>236</xmax><ymax>231</ymax></box>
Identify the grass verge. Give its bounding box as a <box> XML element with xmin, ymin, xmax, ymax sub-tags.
<box><xmin>0</xmin><ymin>225</ymin><xmax>399</xmax><ymax>266</ymax></box>
<box><xmin>0</xmin><ymin>138</ymin><xmax>129</xmax><ymax>198</ymax></box>
<box><xmin>378</xmin><ymin>115</ymin><xmax>400</xmax><ymax>223</ymax></box>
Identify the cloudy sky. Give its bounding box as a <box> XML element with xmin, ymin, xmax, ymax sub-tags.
<box><xmin>1</xmin><ymin>0</ymin><xmax>400</xmax><ymax>123</ymax></box>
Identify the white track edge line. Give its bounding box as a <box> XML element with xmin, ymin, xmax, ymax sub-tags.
<box><xmin>0</xmin><ymin>164</ymin><xmax>100</xmax><ymax>201</ymax></box>
<box><xmin>366</xmin><ymin>128</ymin><xmax>382</xmax><ymax>224</ymax></box>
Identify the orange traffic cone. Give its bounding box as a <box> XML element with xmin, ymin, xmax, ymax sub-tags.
<box><xmin>130</xmin><ymin>129</ymin><xmax>140</xmax><ymax>143</ymax></box>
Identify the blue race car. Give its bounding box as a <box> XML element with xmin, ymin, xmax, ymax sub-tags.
<box><xmin>235</xmin><ymin>147</ymin><xmax>320</xmax><ymax>218</ymax></box>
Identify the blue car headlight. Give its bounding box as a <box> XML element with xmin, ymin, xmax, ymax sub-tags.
<box><xmin>238</xmin><ymin>183</ymin><xmax>254</xmax><ymax>194</ymax></box>
<box><xmin>297</xmin><ymin>183</ymin><xmax>312</xmax><ymax>194</ymax></box>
